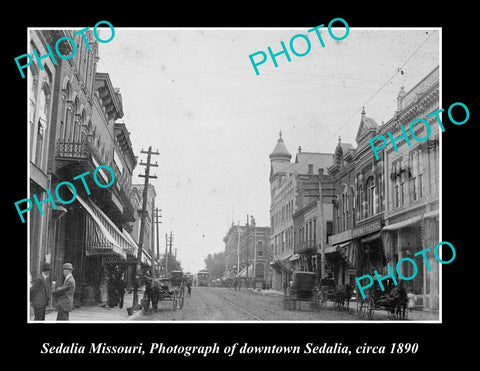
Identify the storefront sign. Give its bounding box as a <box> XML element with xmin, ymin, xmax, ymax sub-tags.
<box><xmin>352</xmin><ymin>219</ymin><xmax>382</xmax><ymax>239</ymax></box>
<box><xmin>329</xmin><ymin>229</ymin><xmax>352</xmax><ymax>246</ymax></box>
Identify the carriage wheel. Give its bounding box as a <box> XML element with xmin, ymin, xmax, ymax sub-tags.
<box><xmin>366</xmin><ymin>297</ymin><xmax>375</xmax><ymax>320</ymax></box>
<box><xmin>356</xmin><ymin>300</ymin><xmax>364</xmax><ymax>319</ymax></box>
<box><xmin>395</xmin><ymin>304</ymin><xmax>408</xmax><ymax>320</ymax></box>
<box><xmin>319</xmin><ymin>292</ymin><xmax>328</xmax><ymax>309</ymax></box>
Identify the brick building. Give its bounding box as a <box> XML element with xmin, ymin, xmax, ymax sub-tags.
<box><xmin>268</xmin><ymin>132</ymin><xmax>333</xmax><ymax>290</ymax></box>
<box><xmin>223</xmin><ymin>221</ymin><xmax>270</xmax><ymax>286</ymax></box>
<box><xmin>28</xmin><ymin>28</ymin><xmax>141</xmax><ymax>307</ymax></box>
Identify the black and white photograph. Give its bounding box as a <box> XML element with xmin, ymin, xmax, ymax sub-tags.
<box><xmin>9</xmin><ymin>7</ymin><xmax>475</xmax><ymax>363</ymax></box>
<box><xmin>25</xmin><ymin>25</ymin><xmax>441</xmax><ymax>323</ymax></box>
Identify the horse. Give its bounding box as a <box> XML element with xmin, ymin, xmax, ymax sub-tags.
<box><xmin>334</xmin><ymin>283</ymin><xmax>354</xmax><ymax>310</ymax></box>
<box><xmin>141</xmin><ymin>276</ymin><xmax>162</xmax><ymax>313</ymax></box>
<box><xmin>390</xmin><ymin>284</ymin><xmax>408</xmax><ymax>319</ymax></box>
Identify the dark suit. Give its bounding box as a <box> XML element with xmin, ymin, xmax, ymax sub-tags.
<box><xmin>54</xmin><ymin>274</ymin><xmax>76</xmax><ymax>320</ymax></box>
<box><xmin>30</xmin><ymin>274</ymin><xmax>51</xmax><ymax>320</ymax></box>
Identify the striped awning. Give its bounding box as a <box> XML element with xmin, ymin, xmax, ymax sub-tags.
<box><xmin>237</xmin><ymin>265</ymin><xmax>254</xmax><ymax>278</ymax></box>
<box><xmin>76</xmin><ymin>195</ymin><xmax>136</xmax><ymax>259</ymax></box>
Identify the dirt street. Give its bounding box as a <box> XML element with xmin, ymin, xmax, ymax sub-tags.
<box><xmin>133</xmin><ymin>286</ymin><xmax>360</xmax><ymax>321</ymax></box>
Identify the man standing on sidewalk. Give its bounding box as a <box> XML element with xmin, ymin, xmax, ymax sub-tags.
<box><xmin>53</xmin><ymin>263</ymin><xmax>76</xmax><ymax>321</ymax></box>
<box><xmin>30</xmin><ymin>263</ymin><xmax>52</xmax><ymax>320</ymax></box>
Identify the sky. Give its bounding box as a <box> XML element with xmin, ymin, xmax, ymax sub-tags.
<box><xmin>95</xmin><ymin>27</ymin><xmax>440</xmax><ymax>273</ymax></box>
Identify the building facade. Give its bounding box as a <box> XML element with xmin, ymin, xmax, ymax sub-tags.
<box><xmin>28</xmin><ymin>30</ymin><xmax>60</xmax><ymax>280</ymax></box>
<box><xmin>328</xmin><ymin>107</ymin><xmax>386</xmax><ymax>288</ymax></box>
<box><xmin>130</xmin><ymin>183</ymin><xmax>158</xmax><ymax>276</ymax></box>
<box><xmin>268</xmin><ymin>132</ymin><xmax>333</xmax><ymax>290</ymax></box>
<box><xmin>223</xmin><ymin>221</ymin><xmax>270</xmax><ymax>286</ymax></box>
<box><xmin>327</xmin><ymin>66</ymin><xmax>440</xmax><ymax>311</ymax></box>
<box><xmin>381</xmin><ymin>66</ymin><xmax>440</xmax><ymax>311</ymax></box>
<box><xmin>28</xmin><ymin>29</ymin><xmax>141</xmax><ymax>307</ymax></box>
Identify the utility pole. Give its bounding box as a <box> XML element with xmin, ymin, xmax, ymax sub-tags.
<box><xmin>165</xmin><ymin>231</ymin><xmax>173</xmax><ymax>277</ymax></box>
<box><xmin>236</xmin><ymin>222</ymin><xmax>240</xmax><ymax>287</ymax></box>
<box><xmin>150</xmin><ymin>198</ymin><xmax>155</xmax><ymax>278</ymax></box>
<box><xmin>252</xmin><ymin>215</ymin><xmax>257</xmax><ymax>281</ymax></box>
<box><xmin>164</xmin><ymin>233</ymin><xmax>168</xmax><ymax>278</ymax></box>
<box><xmin>133</xmin><ymin>146</ymin><xmax>159</xmax><ymax>309</ymax></box>
<box><xmin>246</xmin><ymin>214</ymin><xmax>249</xmax><ymax>282</ymax></box>
<box><xmin>154</xmin><ymin>208</ymin><xmax>162</xmax><ymax>277</ymax></box>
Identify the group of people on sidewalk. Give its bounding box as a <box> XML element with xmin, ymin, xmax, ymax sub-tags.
<box><xmin>97</xmin><ymin>267</ymin><xmax>126</xmax><ymax>309</ymax></box>
<box><xmin>30</xmin><ymin>262</ymin><xmax>76</xmax><ymax>321</ymax></box>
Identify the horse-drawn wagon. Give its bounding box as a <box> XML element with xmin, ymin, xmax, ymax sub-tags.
<box><xmin>141</xmin><ymin>270</ymin><xmax>186</xmax><ymax>313</ymax></box>
<box><xmin>356</xmin><ymin>278</ymin><xmax>408</xmax><ymax>320</ymax></box>
<box><xmin>283</xmin><ymin>271</ymin><xmax>317</xmax><ymax>310</ymax></box>
<box><xmin>316</xmin><ymin>278</ymin><xmax>354</xmax><ymax>311</ymax></box>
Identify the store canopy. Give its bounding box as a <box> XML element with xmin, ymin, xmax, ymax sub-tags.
<box><xmin>222</xmin><ymin>269</ymin><xmax>236</xmax><ymax>280</ymax></box>
<box><xmin>77</xmin><ymin>195</ymin><xmax>127</xmax><ymax>259</ymax></box>
<box><xmin>382</xmin><ymin>216</ymin><xmax>422</xmax><ymax>231</ymax></box>
<box><xmin>75</xmin><ymin>194</ymin><xmax>137</xmax><ymax>260</ymax></box>
<box><xmin>237</xmin><ymin>265</ymin><xmax>254</xmax><ymax>278</ymax></box>
<box><xmin>270</xmin><ymin>258</ymin><xmax>292</xmax><ymax>273</ymax></box>
<box><xmin>289</xmin><ymin>254</ymin><xmax>301</xmax><ymax>261</ymax></box>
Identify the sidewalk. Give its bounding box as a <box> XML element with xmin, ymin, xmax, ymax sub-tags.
<box><xmin>30</xmin><ymin>291</ymin><xmax>144</xmax><ymax>322</ymax></box>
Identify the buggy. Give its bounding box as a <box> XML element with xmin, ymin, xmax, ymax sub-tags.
<box><xmin>283</xmin><ymin>271</ymin><xmax>317</xmax><ymax>310</ymax></box>
<box><xmin>357</xmin><ymin>278</ymin><xmax>408</xmax><ymax>320</ymax></box>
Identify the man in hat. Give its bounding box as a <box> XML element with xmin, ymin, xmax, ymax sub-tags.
<box><xmin>53</xmin><ymin>263</ymin><xmax>76</xmax><ymax>320</ymax></box>
<box><xmin>30</xmin><ymin>263</ymin><xmax>52</xmax><ymax>320</ymax></box>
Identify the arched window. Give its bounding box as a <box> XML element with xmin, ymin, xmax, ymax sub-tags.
<box><xmin>366</xmin><ymin>176</ymin><xmax>375</xmax><ymax>217</ymax></box>
<box><xmin>35</xmin><ymin>81</ymin><xmax>50</xmax><ymax>167</ymax></box>
<box><xmin>29</xmin><ymin>63</ymin><xmax>39</xmax><ymax>159</ymax></box>
<box><xmin>73</xmin><ymin>97</ymin><xmax>81</xmax><ymax>141</ymax></box>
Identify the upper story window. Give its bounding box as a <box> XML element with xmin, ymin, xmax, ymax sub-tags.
<box><xmin>366</xmin><ymin>176</ymin><xmax>375</xmax><ymax>217</ymax></box>
<box><xmin>409</xmin><ymin>149</ymin><xmax>424</xmax><ymax>202</ymax></box>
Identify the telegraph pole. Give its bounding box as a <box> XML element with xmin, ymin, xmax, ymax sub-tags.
<box><xmin>252</xmin><ymin>215</ymin><xmax>257</xmax><ymax>281</ymax></box>
<box><xmin>150</xmin><ymin>198</ymin><xmax>155</xmax><ymax>278</ymax></box>
<box><xmin>132</xmin><ymin>146</ymin><xmax>159</xmax><ymax>309</ymax></box>
<box><xmin>246</xmin><ymin>214</ymin><xmax>249</xmax><ymax>281</ymax></box>
<box><xmin>165</xmin><ymin>233</ymin><xmax>168</xmax><ymax>278</ymax></box>
<box><xmin>236</xmin><ymin>222</ymin><xmax>240</xmax><ymax>288</ymax></box>
<box><xmin>154</xmin><ymin>208</ymin><xmax>162</xmax><ymax>277</ymax></box>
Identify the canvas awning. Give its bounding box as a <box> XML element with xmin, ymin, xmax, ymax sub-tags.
<box><xmin>383</xmin><ymin>216</ymin><xmax>422</xmax><ymax>231</ymax></box>
<box><xmin>237</xmin><ymin>265</ymin><xmax>254</xmax><ymax>278</ymax></box>
<box><xmin>270</xmin><ymin>258</ymin><xmax>292</xmax><ymax>273</ymax></box>
<box><xmin>78</xmin><ymin>195</ymin><xmax>127</xmax><ymax>259</ymax></box>
<box><xmin>76</xmin><ymin>194</ymin><xmax>137</xmax><ymax>260</ymax></box>
<box><xmin>222</xmin><ymin>269</ymin><xmax>236</xmax><ymax>280</ymax></box>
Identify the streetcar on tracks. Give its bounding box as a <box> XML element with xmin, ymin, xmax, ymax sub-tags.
<box><xmin>197</xmin><ymin>270</ymin><xmax>210</xmax><ymax>286</ymax></box>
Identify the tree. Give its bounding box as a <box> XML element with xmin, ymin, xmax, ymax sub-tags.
<box><xmin>204</xmin><ymin>251</ymin><xmax>225</xmax><ymax>279</ymax></box>
<box><xmin>159</xmin><ymin>254</ymin><xmax>182</xmax><ymax>276</ymax></box>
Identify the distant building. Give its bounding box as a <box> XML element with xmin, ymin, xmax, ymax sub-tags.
<box><xmin>223</xmin><ymin>221</ymin><xmax>270</xmax><ymax>286</ymax></box>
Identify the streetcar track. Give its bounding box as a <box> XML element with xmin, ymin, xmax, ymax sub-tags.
<box><xmin>213</xmin><ymin>288</ymin><xmax>297</xmax><ymax>321</ymax></box>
